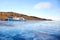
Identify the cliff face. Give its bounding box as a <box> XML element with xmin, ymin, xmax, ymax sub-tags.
<box><xmin>0</xmin><ymin>12</ymin><xmax>52</xmax><ymax>21</ymax></box>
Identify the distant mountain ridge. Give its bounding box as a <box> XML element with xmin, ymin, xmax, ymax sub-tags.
<box><xmin>0</xmin><ymin>12</ymin><xmax>52</xmax><ymax>21</ymax></box>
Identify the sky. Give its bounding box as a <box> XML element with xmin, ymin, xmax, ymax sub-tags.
<box><xmin>0</xmin><ymin>0</ymin><xmax>60</xmax><ymax>20</ymax></box>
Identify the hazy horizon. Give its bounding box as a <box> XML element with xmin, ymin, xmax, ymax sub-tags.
<box><xmin>0</xmin><ymin>0</ymin><xmax>60</xmax><ymax>20</ymax></box>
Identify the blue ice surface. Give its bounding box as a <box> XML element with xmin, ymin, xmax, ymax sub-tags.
<box><xmin>0</xmin><ymin>20</ymin><xmax>60</xmax><ymax>40</ymax></box>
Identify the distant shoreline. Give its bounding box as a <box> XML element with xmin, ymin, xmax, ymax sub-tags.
<box><xmin>0</xmin><ymin>12</ymin><xmax>52</xmax><ymax>21</ymax></box>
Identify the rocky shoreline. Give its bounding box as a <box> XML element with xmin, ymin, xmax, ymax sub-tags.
<box><xmin>0</xmin><ymin>12</ymin><xmax>52</xmax><ymax>21</ymax></box>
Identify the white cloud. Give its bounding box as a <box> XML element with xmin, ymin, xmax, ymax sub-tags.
<box><xmin>34</xmin><ymin>2</ymin><xmax>52</xmax><ymax>10</ymax></box>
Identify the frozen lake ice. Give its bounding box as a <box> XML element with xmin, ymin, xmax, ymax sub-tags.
<box><xmin>0</xmin><ymin>21</ymin><xmax>60</xmax><ymax>40</ymax></box>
